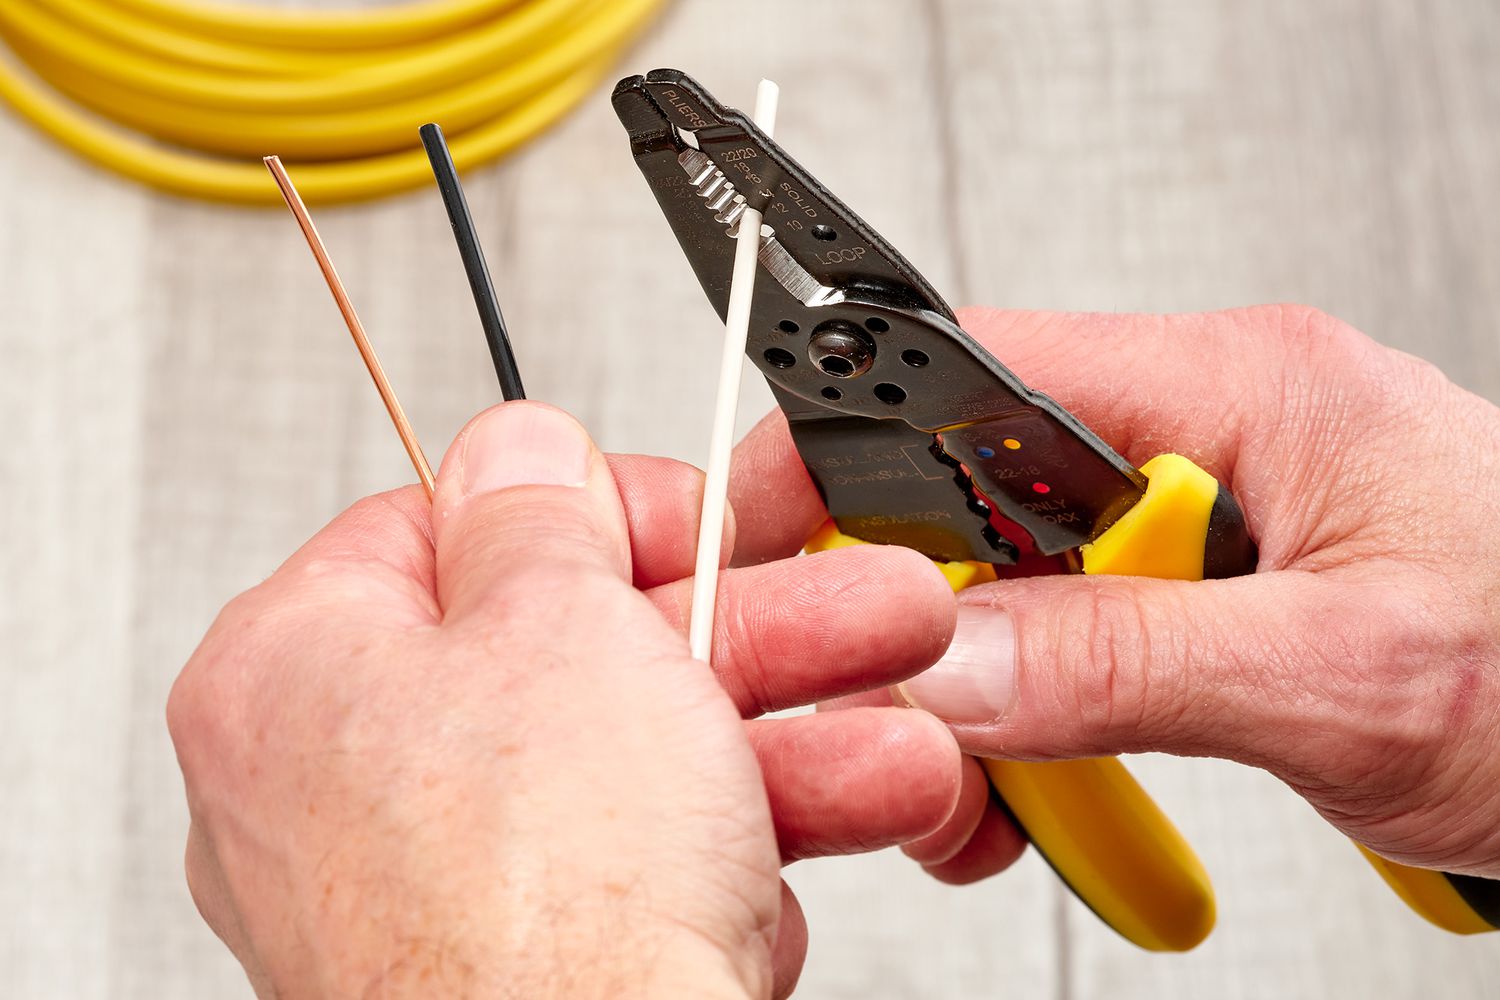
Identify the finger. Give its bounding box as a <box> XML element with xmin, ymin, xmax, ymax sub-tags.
<box><xmin>818</xmin><ymin>701</ymin><xmax>1031</xmax><ymax>877</ymax></box>
<box><xmin>748</xmin><ymin>708</ymin><xmax>962</xmax><ymax>862</ymax></box>
<box><xmin>728</xmin><ymin>409</ymin><xmax>825</xmax><ymax>566</ymax></box>
<box><xmin>897</xmin><ymin>568</ymin><xmax>1434</xmax><ymax>788</ymax></box>
<box><xmin>920</xmin><ymin>795</ymin><xmax>1030</xmax><ymax>885</ymax></box>
<box><xmin>647</xmin><ymin>545</ymin><xmax>956</xmax><ymax>716</ymax></box>
<box><xmin>251</xmin><ymin>485</ymin><xmax>437</xmax><ymax>621</ymax></box>
<box><xmin>606</xmin><ymin>454</ymin><xmax>735</xmax><ymax>589</ymax></box>
<box><xmin>431</xmin><ymin>402</ymin><xmax>631</xmax><ymax>620</ymax></box>
<box><xmin>771</xmin><ymin>881</ymin><xmax>807</xmax><ymax>1000</ymax></box>
<box><xmin>901</xmin><ymin>755</ymin><xmax>994</xmax><ymax>867</ymax></box>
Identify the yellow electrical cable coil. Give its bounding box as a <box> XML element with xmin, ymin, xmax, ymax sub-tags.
<box><xmin>0</xmin><ymin>0</ymin><xmax>666</xmax><ymax>205</ymax></box>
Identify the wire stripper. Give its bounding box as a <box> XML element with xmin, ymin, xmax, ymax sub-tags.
<box><xmin>612</xmin><ymin>68</ymin><xmax>1500</xmax><ymax>949</ymax></box>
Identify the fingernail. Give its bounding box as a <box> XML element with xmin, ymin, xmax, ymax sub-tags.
<box><xmin>461</xmin><ymin>405</ymin><xmax>592</xmax><ymax>495</ymax></box>
<box><xmin>898</xmin><ymin>606</ymin><xmax>1016</xmax><ymax>723</ymax></box>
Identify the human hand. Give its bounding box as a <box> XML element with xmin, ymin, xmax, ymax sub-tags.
<box><xmin>730</xmin><ymin>305</ymin><xmax>1500</xmax><ymax>883</ymax></box>
<box><xmin>168</xmin><ymin>402</ymin><xmax>960</xmax><ymax>999</ymax></box>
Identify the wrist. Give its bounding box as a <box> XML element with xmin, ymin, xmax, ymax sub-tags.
<box><xmin>318</xmin><ymin>925</ymin><xmax>758</xmax><ymax>1000</ymax></box>
<box><xmin>256</xmin><ymin>873</ymin><xmax>763</xmax><ymax>1000</ymax></box>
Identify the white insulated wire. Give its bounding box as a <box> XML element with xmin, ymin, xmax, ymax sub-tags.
<box><xmin>689</xmin><ymin>78</ymin><xmax>780</xmax><ymax>663</ymax></box>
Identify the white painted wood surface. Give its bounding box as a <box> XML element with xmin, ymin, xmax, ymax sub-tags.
<box><xmin>1</xmin><ymin>2</ymin><xmax>1497</xmax><ymax>997</ymax></box>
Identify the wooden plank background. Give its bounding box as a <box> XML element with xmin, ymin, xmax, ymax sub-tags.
<box><xmin>2</xmin><ymin>1</ymin><xmax>1497</xmax><ymax>996</ymax></box>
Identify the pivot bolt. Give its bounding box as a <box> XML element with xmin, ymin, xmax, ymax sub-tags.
<box><xmin>808</xmin><ymin>322</ymin><xmax>875</xmax><ymax>378</ymax></box>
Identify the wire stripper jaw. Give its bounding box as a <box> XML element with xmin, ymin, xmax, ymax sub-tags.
<box><xmin>614</xmin><ymin>69</ymin><xmax>1146</xmax><ymax>565</ymax></box>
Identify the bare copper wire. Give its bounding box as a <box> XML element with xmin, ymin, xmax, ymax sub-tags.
<box><xmin>264</xmin><ymin>156</ymin><xmax>436</xmax><ymax>500</ymax></box>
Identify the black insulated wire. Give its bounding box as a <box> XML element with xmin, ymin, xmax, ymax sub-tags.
<box><xmin>420</xmin><ymin>122</ymin><xmax>526</xmax><ymax>401</ymax></box>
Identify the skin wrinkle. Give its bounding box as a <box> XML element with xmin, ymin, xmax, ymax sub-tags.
<box><xmin>1073</xmin><ymin>588</ymin><xmax>1144</xmax><ymax>746</ymax></box>
<box><xmin>1269</xmin><ymin>384</ymin><xmax>1363</xmax><ymax>561</ymax></box>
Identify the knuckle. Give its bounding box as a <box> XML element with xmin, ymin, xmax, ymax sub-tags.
<box><xmin>1265</xmin><ymin>303</ymin><xmax>1350</xmax><ymax>353</ymax></box>
<box><xmin>164</xmin><ymin>665</ymin><xmax>207</xmax><ymax>753</ymax></box>
<box><xmin>1264</xmin><ymin>305</ymin><xmax>1379</xmax><ymax>404</ymax></box>
<box><xmin>340</xmin><ymin>491</ymin><xmax>399</xmax><ymax>528</ymax></box>
<box><xmin>276</xmin><ymin>556</ymin><xmax>352</xmax><ymax>592</ymax></box>
<box><xmin>271</xmin><ymin>554</ymin><xmax>429</xmax><ymax>619</ymax></box>
<box><xmin>167</xmin><ymin>583</ymin><xmax>298</xmax><ymax>764</ymax></box>
<box><xmin>1049</xmin><ymin>587</ymin><xmax>1160</xmax><ymax>748</ymax></box>
<box><xmin>166</xmin><ymin>617</ymin><xmax>245</xmax><ymax>763</ymax></box>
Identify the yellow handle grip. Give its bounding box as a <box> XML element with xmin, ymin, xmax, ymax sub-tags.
<box><xmin>1358</xmin><ymin>847</ymin><xmax>1498</xmax><ymax>934</ymax></box>
<box><xmin>1085</xmin><ymin>456</ymin><xmax>1499</xmax><ymax>934</ymax></box>
<box><xmin>981</xmin><ymin>757</ymin><xmax>1214</xmax><ymax>951</ymax></box>
<box><xmin>816</xmin><ymin>451</ymin><xmax>1500</xmax><ymax>943</ymax></box>
<box><xmin>986</xmin><ymin>455</ymin><xmax>1229</xmax><ymax>950</ymax></box>
<box><xmin>807</xmin><ymin>455</ymin><xmax>1222</xmax><ymax>951</ymax></box>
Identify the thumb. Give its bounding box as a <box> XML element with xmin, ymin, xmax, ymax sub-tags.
<box><xmin>898</xmin><ymin>571</ymin><xmax>1379</xmax><ymax>773</ymax></box>
<box><xmin>431</xmin><ymin>402</ymin><xmax>631</xmax><ymax>620</ymax></box>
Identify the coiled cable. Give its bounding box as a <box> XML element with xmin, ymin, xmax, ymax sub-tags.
<box><xmin>0</xmin><ymin>0</ymin><xmax>664</xmax><ymax>204</ymax></box>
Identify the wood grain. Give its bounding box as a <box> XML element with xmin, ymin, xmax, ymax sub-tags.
<box><xmin>0</xmin><ymin>1</ymin><xmax>1496</xmax><ymax>997</ymax></box>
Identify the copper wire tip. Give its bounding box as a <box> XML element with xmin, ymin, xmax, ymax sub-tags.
<box><xmin>264</xmin><ymin>156</ymin><xmax>436</xmax><ymax>500</ymax></box>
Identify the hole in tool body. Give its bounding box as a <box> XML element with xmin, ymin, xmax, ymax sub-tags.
<box><xmin>865</xmin><ymin>317</ymin><xmax>890</xmax><ymax>333</ymax></box>
<box><xmin>778</xmin><ymin>319</ymin><xmax>801</xmax><ymax>334</ymax></box>
<box><xmin>808</xmin><ymin>321</ymin><xmax>874</xmax><ymax>378</ymax></box>
<box><xmin>821</xmin><ymin>386</ymin><xmax>842</xmax><ymax>400</ymax></box>
<box><xmin>874</xmin><ymin>383</ymin><xmax>906</xmax><ymax>405</ymax></box>
<box><xmin>764</xmin><ymin>348</ymin><xmax>796</xmax><ymax>369</ymax></box>
<box><xmin>902</xmin><ymin>349</ymin><xmax>929</xmax><ymax>367</ymax></box>
<box><xmin>812</xmin><ymin>225</ymin><xmax>837</xmax><ymax>241</ymax></box>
